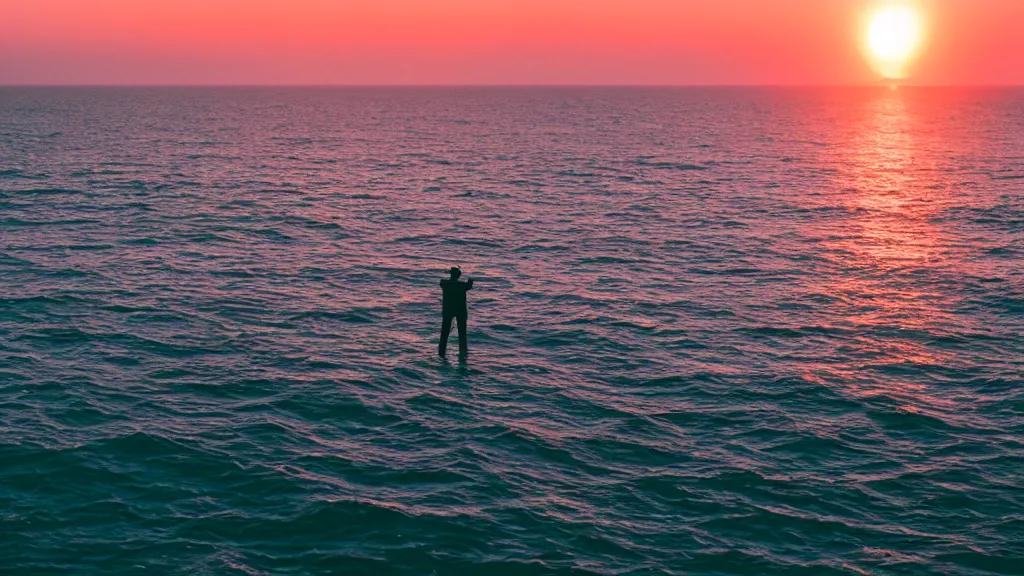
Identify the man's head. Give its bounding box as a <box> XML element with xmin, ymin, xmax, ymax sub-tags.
<box><xmin>449</xmin><ymin>266</ymin><xmax>462</xmax><ymax>280</ymax></box>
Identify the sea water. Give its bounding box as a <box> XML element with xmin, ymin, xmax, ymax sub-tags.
<box><xmin>1</xmin><ymin>87</ymin><xmax>1022</xmax><ymax>574</ymax></box>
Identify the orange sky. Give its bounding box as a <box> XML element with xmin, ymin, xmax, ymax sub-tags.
<box><xmin>2</xmin><ymin>0</ymin><xmax>1022</xmax><ymax>85</ymax></box>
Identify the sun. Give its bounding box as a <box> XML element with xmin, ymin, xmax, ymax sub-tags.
<box><xmin>865</xmin><ymin>4</ymin><xmax>925</xmax><ymax>79</ymax></box>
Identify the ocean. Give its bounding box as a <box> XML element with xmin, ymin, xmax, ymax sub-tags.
<box><xmin>1</xmin><ymin>87</ymin><xmax>1021</xmax><ymax>575</ymax></box>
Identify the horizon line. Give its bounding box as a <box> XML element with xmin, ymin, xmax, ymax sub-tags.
<box><xmin>2</xmin><ymin>83</ymin><xmax>1023</xmax><ymax>89</ymax></box>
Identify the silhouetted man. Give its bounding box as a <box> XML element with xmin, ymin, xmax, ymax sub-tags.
<box><xmin>439</xmin><ymin>266</ymin><xmax>473</xmax><ymax>358</ymax></box>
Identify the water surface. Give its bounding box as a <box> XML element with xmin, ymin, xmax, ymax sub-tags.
<box><xmin>1</xmin><ymin>87</ymin><xmax>1022</xmax><ymax>575</ymax></box>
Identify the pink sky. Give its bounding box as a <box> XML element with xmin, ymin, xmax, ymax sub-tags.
<box><xmin>2</xmin><ymin>0</ymin><xmax>1022</xmax><ymax>85</ymax></box>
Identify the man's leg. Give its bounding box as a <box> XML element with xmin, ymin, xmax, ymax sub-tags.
<box><xmin>456</xmin><ymin>314</ymin><xmax>468</xmax><ymax>357</ymax></box>
<box><xmin>439</xmin><ymin>314</ymin><xmax>453</xmax><ymax>357</ymax></box>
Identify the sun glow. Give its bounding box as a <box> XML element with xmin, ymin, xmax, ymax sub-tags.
<box><xmin>865</xmin><ymin>4</ymin><xmax>925</xmax><ymax>80</ymax></box>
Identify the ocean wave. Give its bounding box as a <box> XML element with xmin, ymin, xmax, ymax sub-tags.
<box><xmin>1</xmin><ymin>86</ymin><xmax>1021</xmax><ymax>574</ymax></box>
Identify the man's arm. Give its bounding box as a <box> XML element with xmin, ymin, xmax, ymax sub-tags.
<box><xmin>465</xmin><ymin>278</ymin><xmax>474</xmax><ymax>291</ymax></box>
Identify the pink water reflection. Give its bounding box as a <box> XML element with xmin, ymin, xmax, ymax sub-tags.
<box><xmin>805</xmin><ymin>89</ymin><xmax>970</xmax><ymax>412</ymax></box>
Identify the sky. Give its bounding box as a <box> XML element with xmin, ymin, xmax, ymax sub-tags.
<box><xmin>1</xmin><ymin>0</ymin><xmax>1022</xmax><ymax>85</ymax></box>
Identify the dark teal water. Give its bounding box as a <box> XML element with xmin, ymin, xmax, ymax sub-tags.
<box><xmin>1</xmin><ymin>87</ymin><xmax>1022</xmax><ymax>575</ymax></box>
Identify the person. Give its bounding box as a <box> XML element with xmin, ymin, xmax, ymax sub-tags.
<box><xmin>439</xmin><ymin>266</ymin><xmax>473</xmax><ymax>358</ymax></box>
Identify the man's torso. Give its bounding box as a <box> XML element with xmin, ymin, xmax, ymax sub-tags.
<box><xmin>440</xmin><ymin>279</ymin><xmax>469</xmax><ymax>315</ymax></box>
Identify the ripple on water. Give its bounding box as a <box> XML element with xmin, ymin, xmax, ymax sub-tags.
<box><xmin>1</xmin><ymin>86</ymin><xmax>1023</xmax><ymax>574</ymax></box>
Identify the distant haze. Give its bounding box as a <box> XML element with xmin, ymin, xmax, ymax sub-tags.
<box><xmin>2</xmin><ymin>0</ymin><xmax>1022</xmax><ymax>85</ymax></box>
